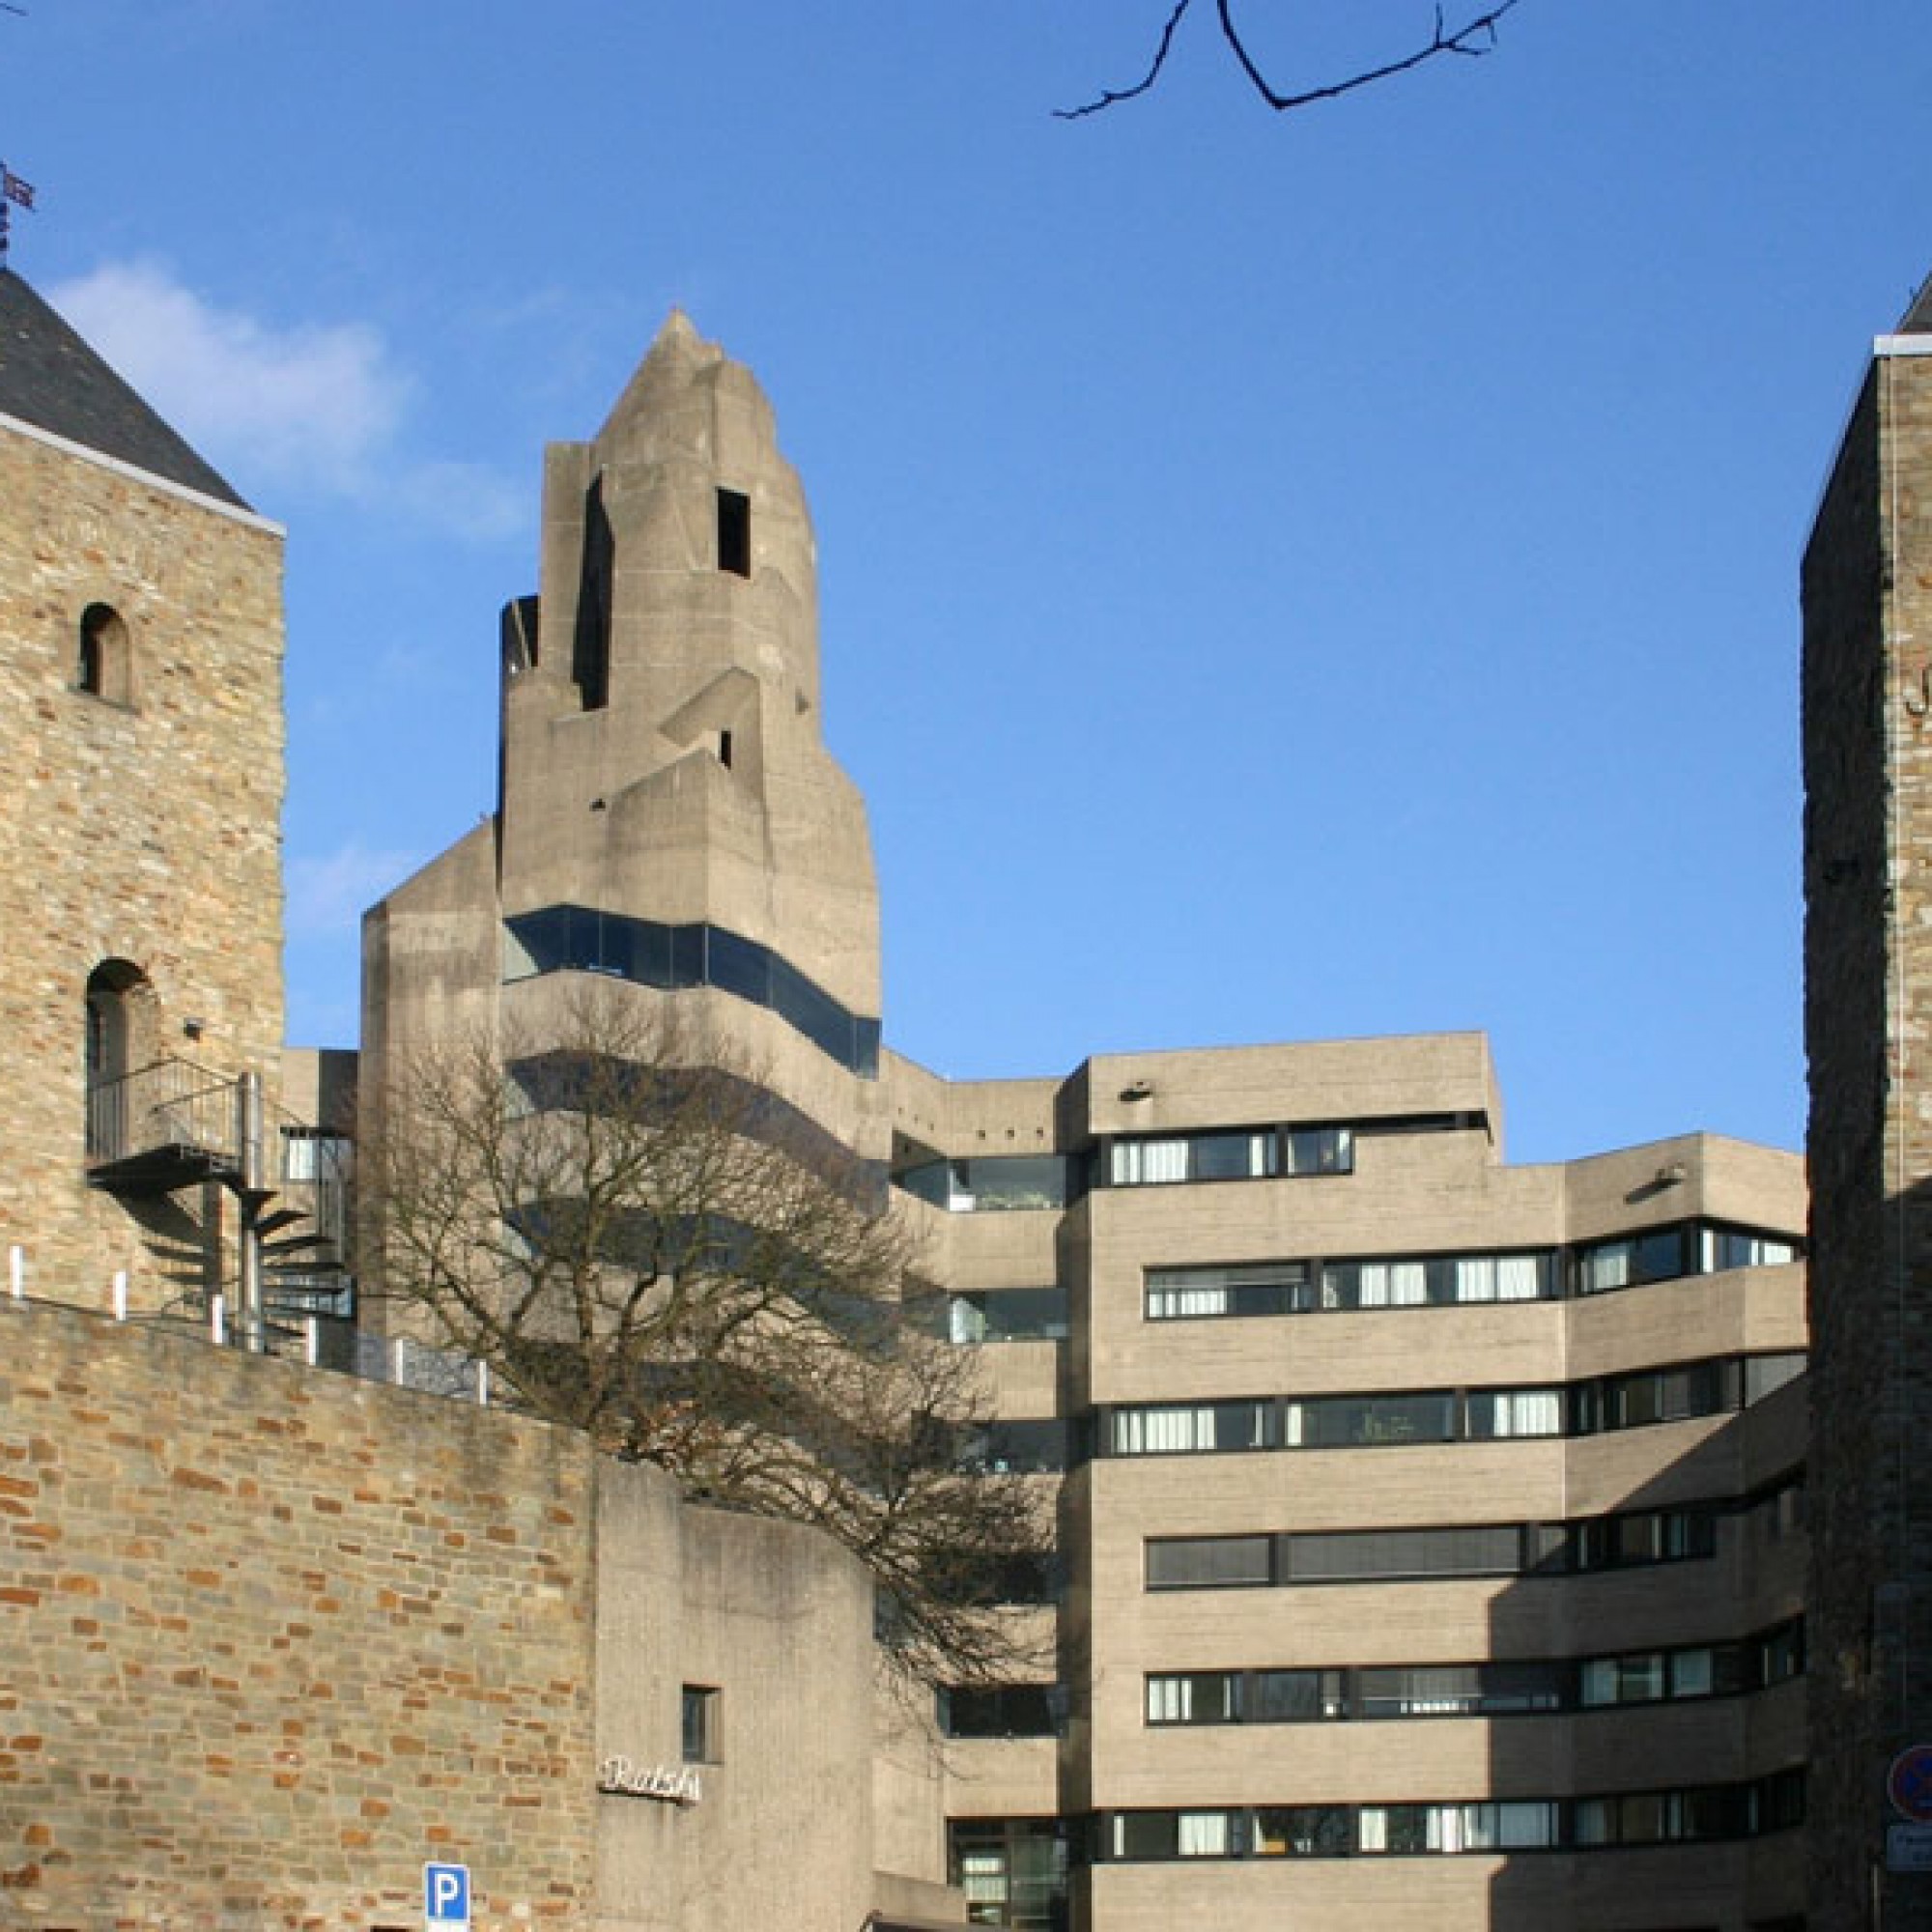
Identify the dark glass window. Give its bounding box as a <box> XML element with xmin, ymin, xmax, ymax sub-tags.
<box><xmin>1146</xmin><ymin>1262</ymin><xmax>1309</xmax><ymax>1319</ymax></box>
<box><xmin>1253</xmin><ymin>1807</ymin><xmax>1350</xmax><ymax>1858</ymax></box>
<box><xmin>959</xmin><ymin>1419</ymin><xmax>1069</xmax><ymax>1474</ymax></box>
<box><xmin>716</xmin><ymin>487</ymin><xmax>751</xmax><ymax>576</ymax></box>
<box><xmin>1283</xmin><ymin>1523</ymin><xmax>1524</xmax><ymax>1583</ymax></box>
<box><xmin>1575</xmin><ymin>1225</ymin><xmax>1694</xmax><ymax>1295</ymax></box>
<box><xmin>938</xmin><ymin>1287</ymin><xmax>1067</xmax><ymax>1343</ymax></box>
<box><xmin>1109</xmin><ymin>1400</ymin><xmax>1273</xmax><ymax>1455</ymax></box>
<box><xmin>896</xmin><ymin>1156</ymin><xmax>1070</xmax><ymax>1213</ymax></box>
<box><xmin>1286</xmin><ymin>1125</ymin><xmax>1353</xmax><ymax>1175</ymax></box>
<box><xmin>950</xmin><ymin>1818</ymin><xmax>1070</xmax><ymax>1931</ymax></box>
<box><xmin>1146</xmin><ymin>1535</ymin><xmax>1274</xmax><ymax>1590</ymax></box>
<box><xmin>941</xmin><ymin>1685</ymin><xmax>1062</xmax><ymax>1739</ymax></box>
<box><xmin>1107</xmin><ymin>1123</ymin><xmax>1352</xmax><ymax>1187</ymax></box>
<box><xmin>681</xmin><ymin>1685</ymin><xmax>718</xmax><ymax>1763</ymax></box>
<box><xmin>501</xmin><ymin>907</ymin><xmax>880</xmax><ymax>1078</ymax></box>
<box><xmin>1287</xmin><ymin>1391</ymin><xmax>1457</xmax><ymax>1449</ymax></box>
<box><xmin>1251</xmin><ymin>1668</ymin><xmax>1344</xmax><ymax>1720</ymax></box>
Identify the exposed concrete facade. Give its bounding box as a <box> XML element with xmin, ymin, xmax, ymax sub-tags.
<box><xmin>360</xmin><ymin>318</ymin><xmax>1814</xmax><ymax>1930</ymax></box>
<box><xmin>363</xmin><ymin>312</ymin><xmax>887</xmax><ymax>1227</ymax></box>
<box><xmin>1802</xmin><ymin>290</ymin><xmax>1932</xmax><ymax>1928</ymax></box>
<box><xmin>903</xmin><ymin>1045</ymin><xmax>1806</xmax><ymax>1931</ymax></box>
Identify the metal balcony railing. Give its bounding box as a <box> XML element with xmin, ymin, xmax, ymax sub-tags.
<box><xmin>85</xmin><ymin>1057</ymin><xmax>241</xmax><ymax>1177</ymax></box>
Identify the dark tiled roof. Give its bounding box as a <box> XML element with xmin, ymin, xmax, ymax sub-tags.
<box><xmin>0</xmin><ymin>269</ymin><xmax>249</xmax><ymax>509</ymax></box>
<box><xmin>1901</xmin><ymin>273</ymin><xmax>1932</xmax><ymax>337</ymax></box>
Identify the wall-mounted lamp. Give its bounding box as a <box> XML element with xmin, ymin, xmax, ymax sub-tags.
<box><xmin>1655</xmin><ymin>1161</ymin><xmax>1688</xmax><ymax>1186</ymax></box>
<box><xmin>1120</xmin><ymin>1080</ymin><xmax>1153</xmax><ymax>1103</ymax></box>
<box><xmin>183</xmin><ymin>1017</ymin><xmax>206</xmax><ymax>1041</ymax></box>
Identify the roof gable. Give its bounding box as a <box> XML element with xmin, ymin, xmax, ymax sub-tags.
<box><xmin>0</xmin><ymin>269</ymin><xmax>248</xmax><ymax>508</ymax></box>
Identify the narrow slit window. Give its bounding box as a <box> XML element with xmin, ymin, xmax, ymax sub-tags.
<box><xmin>681</xmin><ymin>1684</ymin><xmax>719</xmax><ymax>1763</ymax></box>
<box><xmin>76</xmin><ymin>602</ymin><xmax>132</xmax><ymax>703</ymax></box>
<box><xmin>717</xmin><ymin>488</ymin><xmax>751</xmax><ymax>577</ymax></box>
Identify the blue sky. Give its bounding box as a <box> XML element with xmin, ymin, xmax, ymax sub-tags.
<box><xmin>6</xmin><ymin>2</ymin><xmax>1928</xmax><ymax>1163</ymax></box>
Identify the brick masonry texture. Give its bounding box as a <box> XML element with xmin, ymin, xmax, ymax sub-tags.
<box><xmin>1804</xmin><ymin>346</ymin><xmax>1932</xmax><ymax>1927</ymax></box>
<box><xmin>0</xmin><ymin>1295</ymin><xmax>597</xmax><ymax>1930</ymax></box>
<box><xmin>0</xmin><ymin>419</ymin><xmax>286</xmax><ymax>1313</ymax></box>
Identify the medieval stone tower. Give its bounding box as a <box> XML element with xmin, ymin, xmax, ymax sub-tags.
<box><xmin>0</xmin><ymin>269</ymin><xmax>289</xmax><ymax>1315</ymax></box>
<box><xmin>362</xmin><ymin>313</ymin><xmax>887</xmax><ymax>1195</ymax></box>
<box><xmin>1803</xmin><ymin>279</ymin><xmax>1932</xmax><ymax>1926</ymax></box>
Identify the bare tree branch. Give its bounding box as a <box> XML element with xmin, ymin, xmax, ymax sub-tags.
<box><xmin>1054</xmin><ymin>0</ymin><xmax>1192</xmax><ymax>120</ymax></box>
<box><xmin>1059</xmin><ymin>0</ymin><xmax>1523</xmax><ymax>120</ymax></box>
<box><xmin>367</xmin><ymin>989</ymin><xmax>1048</xmax><ymax>1687</ymax></box>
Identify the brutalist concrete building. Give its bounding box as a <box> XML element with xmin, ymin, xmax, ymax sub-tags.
<box><xmin>363</xmin><ymin>314</ymin><xmax>1815</xmax><ymax>1932</ymax></box>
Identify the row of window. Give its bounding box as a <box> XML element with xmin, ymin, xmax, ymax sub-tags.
<box><xmin>1142</xmin><ymin>1619</ymin><xmax>1804</xmax><ymax>1726</ymax></box>
<box><xmin>893</xmin><ymin>1117</ymin><xmax>1477</xmax><ymax>1215</ymax></box>
<box><xmin>1108</xmin><ymin>1123</ymin><xmax>1356</xmax><ymax>1186</ymax></box>
<box><xmin>1102</xmin><ymin>1771</ymin><xmax>1804</xmax><ymax>1861</ymax></box>
<box><xmin>910</xmin><ymin>1220</ymin><xmax>1798</xmax><ymax>1353</ymax></box>
<box><xmin>943</xmin><ymin>1359</ymin><xmax>1808</xmax><ymax>1480</ymax></box>
<box><xmin>1143</xmin><ymin>1479</ymin><xmax>1803</xmax><ymax>1591</ymax></box>
<box><xmin>502</xmin><ymin>905</ymin><xmax>881</xmax><ymax>1076</ymax></box>
<box><xmin>1144</xmin><ymin>1220</ymin><xmax>1798</xmax><ymax>1321</ymax></box>
<box><xmin>1103</xmin><ymin>1352</ymin><xmax>1804</xmax><ymax>1457</ymax></box>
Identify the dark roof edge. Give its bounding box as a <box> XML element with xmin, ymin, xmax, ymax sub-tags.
<box><xmin>0</xmin><ymin>404</ymin><xmax>284</xmax><ymax>534</ymax></box>
<box><xmin>1899</xmin><ymin>270</ymin><xmax>1932</xmax><ymax>337</ymax></box>
<box><xmin>0</xmin><ymin>268</ymin><xmax>253</xmax><ymax>508</ymax></box>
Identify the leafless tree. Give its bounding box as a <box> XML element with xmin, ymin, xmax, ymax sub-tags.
<box><xmin>1061</xmin><ymin>0</ymin><xmax>1523</xmax><ymax>119</ymax></box>
<box><xmin>368</xmin><ymin>993</ymin><xmax>1046</xmax><ymax>1687</ymax></box>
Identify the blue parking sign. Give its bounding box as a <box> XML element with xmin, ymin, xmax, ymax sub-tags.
<box><xmin>425</xmin><ymin>1861</ymin><xmax>470</xmax><ymax>1926</ymax></box>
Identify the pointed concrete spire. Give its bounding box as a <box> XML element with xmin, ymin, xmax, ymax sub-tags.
<box><xmin>597</xmin><ymin>306</ymin><xmax>727</xmax><ymax>447</ymax></box>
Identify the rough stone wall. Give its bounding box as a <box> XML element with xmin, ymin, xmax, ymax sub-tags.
<box><xmin>0</xmin><ymin>419</ymin><xmax>286</xmax><ymax>1313</ymax></box>
<box><xmin>0</xmin><ymin>1296</ymin><xmax>597</xmax><ymax>1930</ymax></box>
<box><xmin>1804</xmin><ymin>342</ymin><xmax>1932</xmax><ymax>1927</ymax></box>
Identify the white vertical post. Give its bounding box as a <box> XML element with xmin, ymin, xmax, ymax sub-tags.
<box><xmin>211</xmin><ymin>1293</ymin><xmax>226</xmax><ymax>1347</ymax></box>
<box><xmin>8</xmin><ymin>1245</ymin><xmax>22</xmax><ymax>1301</ymax></box>
<box><xmin>305</xmin><ymin>1317</ymin><xmax>320</xmax><ymax>1367</ymax></box>
<box><xmin>476</xmin><ymin>1358</ymin><xmax>490</xmax><ymax>1407</ymax></box>
<box><xmin>111</xmin><ymin>1270</ymin><xmax>128</xmax><ymax>1321</ymax></box>
<box><xmin>391</xmin><ymin>1335</ymin><xmax>407</xmax><ymax>1386</ymax></box>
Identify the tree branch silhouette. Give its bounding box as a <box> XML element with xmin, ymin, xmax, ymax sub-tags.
<box><xmin>1059</xmin><ymin>0</ymin><xmax>1523</xmax><ymax>120</ymax></box>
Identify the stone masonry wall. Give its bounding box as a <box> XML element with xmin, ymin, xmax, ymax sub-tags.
<box><xmin>0</xmin><ymin>419</ymin><xmax>286</xmax><ymax>1314</ymax></box>
<box><xmin>1804</xmin><ymin>341</ymin><xmax>1932</xmax><ymax>1927</ymax></box>
<box><xmin>0</xmin><ymin>1294</ymin><xmax>597</xmax><ymax>1930</ymax></box>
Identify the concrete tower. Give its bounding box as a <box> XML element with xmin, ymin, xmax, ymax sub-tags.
<box><xmin>363</xmin><ymin>313</ymin><xmax>886</xmax><ymax>1176</ymax></box>
<box><xmin>1803</xmin><ymin>277</ymin><xmax>1932</xmax><ymax>1927</ymax></box>
<box><xmin>0</xmin><ymin>269</ymin><xmax>288</xmax><ymax>1312</ymax></box>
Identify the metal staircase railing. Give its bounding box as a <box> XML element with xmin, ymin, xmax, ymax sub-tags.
<box><xmin>84</xmin><ymin>1058</ymin><xmax>356</xmax><ymax>1333</ymax></box>
<box><xmin>85</xmin><ymin>1057</ymin><xmax>240</xmax><ymax>1175</ymax></box>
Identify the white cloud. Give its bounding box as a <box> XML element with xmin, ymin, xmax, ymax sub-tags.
<box><xmin>286</xmin><ymin>839</ymin><xmax>424</xmax><ymax>937</ymax></box>
<box><xmin>46</xmin><ymin>260</ymin><xmax>521</xmax><ymax>541</ymax></box>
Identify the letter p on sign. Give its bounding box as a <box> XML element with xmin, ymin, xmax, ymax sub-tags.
<box><xmin>425</xmin><ymin>1861</ymin><xmax>470</xmax><ymax>1927</ymax></box>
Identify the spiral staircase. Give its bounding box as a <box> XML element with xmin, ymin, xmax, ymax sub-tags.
<box><xmin>84</xmin><ymin>1057</ymin><xmax>354</xmax><ymax>1346</ymax></box>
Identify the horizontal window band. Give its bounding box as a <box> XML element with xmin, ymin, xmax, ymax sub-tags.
<box><xmin>503</xmin><ymin>905</ymin><xmax>880</xmax><ymax>1077</ymax></box>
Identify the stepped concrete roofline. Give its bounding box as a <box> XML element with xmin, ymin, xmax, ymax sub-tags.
<box><xmin>0</xmin><ymin>268</ymin><xmax>248</xmax><ymax>508</ymax></box>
